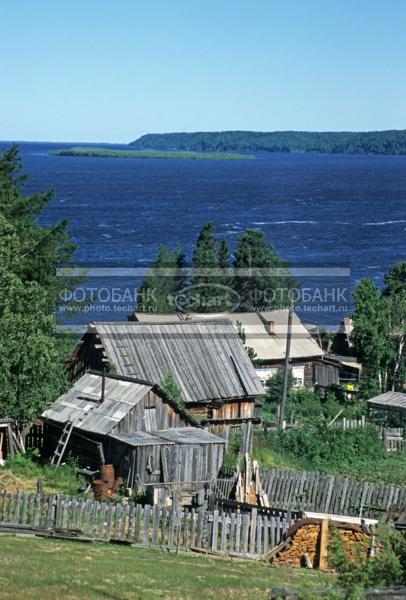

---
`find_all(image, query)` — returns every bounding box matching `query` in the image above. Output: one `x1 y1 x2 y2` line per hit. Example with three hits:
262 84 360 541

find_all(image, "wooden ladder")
51 422 74 467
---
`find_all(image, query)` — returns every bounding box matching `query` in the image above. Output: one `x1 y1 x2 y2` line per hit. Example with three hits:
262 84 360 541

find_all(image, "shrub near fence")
260 469 406 517
0 491 293 558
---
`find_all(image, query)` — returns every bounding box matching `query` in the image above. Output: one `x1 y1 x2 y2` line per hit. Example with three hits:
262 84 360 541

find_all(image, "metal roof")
90 319 264 403
367 391 406 413
42 372 152 434
131 310 324 361
109 427 225 447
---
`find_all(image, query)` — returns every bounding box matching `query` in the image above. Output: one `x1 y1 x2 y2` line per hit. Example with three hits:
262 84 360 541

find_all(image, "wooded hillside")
130 129 406 155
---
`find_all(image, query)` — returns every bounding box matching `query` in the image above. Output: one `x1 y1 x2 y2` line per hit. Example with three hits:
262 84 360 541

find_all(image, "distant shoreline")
130 129 406 156
49 147 253 161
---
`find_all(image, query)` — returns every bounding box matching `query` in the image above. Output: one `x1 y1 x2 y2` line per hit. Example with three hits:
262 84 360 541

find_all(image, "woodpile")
265 517 373 570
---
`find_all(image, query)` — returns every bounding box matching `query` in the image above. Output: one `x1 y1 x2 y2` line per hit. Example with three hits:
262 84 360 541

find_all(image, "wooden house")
129 310 335 390
67 319 264 436
42 371 225 501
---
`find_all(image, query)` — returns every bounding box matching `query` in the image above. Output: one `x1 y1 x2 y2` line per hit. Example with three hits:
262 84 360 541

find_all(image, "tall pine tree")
189 222 220 312
233 229 297 311
217 237 235 312
138 245 186 312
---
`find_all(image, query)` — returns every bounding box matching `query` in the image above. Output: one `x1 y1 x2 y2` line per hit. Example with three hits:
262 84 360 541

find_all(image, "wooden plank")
168 506 175 549
98 502 107 540
241 513 250 555
134 504 142 544
249 508 257 555
211 510 219 552
142 505 151 545
152 505 160 546
220 513 227 554
318 519 329 571
235 512 242 554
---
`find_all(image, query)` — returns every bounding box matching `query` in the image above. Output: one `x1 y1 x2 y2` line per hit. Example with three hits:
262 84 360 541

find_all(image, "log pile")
265 517 373 570
271 522 320 568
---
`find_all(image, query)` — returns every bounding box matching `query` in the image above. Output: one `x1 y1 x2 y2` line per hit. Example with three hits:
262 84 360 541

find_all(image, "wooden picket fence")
259 469 406 517
0 491 293 558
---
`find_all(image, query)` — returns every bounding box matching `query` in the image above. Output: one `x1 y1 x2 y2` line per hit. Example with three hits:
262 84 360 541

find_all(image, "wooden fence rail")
0 492 293 558
259 469 406 518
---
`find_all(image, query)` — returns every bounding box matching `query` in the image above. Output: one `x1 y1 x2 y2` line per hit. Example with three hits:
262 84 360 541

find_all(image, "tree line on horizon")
131 130 406 156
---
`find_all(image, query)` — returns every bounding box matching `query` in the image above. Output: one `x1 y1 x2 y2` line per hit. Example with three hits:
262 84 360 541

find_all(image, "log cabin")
42 371 225 503
67 319 264 437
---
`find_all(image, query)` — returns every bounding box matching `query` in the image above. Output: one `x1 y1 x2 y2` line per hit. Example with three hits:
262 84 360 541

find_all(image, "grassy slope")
0 536 333 600
252 445 406 487
0 455 79 495
49 147 253 160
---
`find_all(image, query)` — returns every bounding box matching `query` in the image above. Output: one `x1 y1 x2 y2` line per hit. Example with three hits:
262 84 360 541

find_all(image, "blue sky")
1 0 405 142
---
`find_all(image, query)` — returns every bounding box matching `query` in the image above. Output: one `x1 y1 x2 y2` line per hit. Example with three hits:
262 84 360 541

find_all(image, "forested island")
49 147 252 160
130 129 406 155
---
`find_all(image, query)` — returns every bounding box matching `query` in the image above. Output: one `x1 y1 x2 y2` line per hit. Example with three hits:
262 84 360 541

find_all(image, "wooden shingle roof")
89 319 264 404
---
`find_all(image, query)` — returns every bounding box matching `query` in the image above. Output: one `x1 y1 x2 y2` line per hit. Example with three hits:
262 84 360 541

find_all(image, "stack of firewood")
266 518 373 570
272 523 320 568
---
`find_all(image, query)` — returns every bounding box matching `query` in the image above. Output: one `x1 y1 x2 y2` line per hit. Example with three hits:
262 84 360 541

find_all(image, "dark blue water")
2 141 405 327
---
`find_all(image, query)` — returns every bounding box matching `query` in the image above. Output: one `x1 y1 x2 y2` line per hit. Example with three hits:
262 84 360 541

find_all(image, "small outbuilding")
42 371 225 502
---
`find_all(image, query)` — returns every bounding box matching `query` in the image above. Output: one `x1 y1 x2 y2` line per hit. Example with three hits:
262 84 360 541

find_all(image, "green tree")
352 269 406 395
0 215 67 424
233 229 297 311
138 245 186 312
189 222 220 312
383 261 406 390
329 523 406 599
351 279 389 396
0 144 78 310
383 260 406 296
160 369 184 407
217 238 235 313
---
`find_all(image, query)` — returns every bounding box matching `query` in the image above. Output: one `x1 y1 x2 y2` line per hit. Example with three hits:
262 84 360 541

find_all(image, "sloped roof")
43 372 152 434
367 391 406 413
109 431 174 446
89 319 264 403
131 310 324 361
110 427 224 447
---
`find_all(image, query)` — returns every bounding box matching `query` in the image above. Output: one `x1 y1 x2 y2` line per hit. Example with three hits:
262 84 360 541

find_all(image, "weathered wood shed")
67 319 264 433
42 371 225 499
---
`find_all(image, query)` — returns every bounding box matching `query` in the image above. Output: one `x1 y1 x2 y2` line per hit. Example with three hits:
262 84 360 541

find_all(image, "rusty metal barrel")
92 479 110 501
100 464 115 489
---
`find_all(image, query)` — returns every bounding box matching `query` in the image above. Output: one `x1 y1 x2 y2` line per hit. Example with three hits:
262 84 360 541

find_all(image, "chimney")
100 368 106 403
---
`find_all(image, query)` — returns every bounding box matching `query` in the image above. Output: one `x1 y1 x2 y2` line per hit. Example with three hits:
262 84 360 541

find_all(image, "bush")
329 524 406 599
261 423 386 471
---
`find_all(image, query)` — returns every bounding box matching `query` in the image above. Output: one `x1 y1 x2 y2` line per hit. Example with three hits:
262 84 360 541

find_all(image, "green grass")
49 147 253 160
0 454 80 495
253 442 406 486
0 535 334 599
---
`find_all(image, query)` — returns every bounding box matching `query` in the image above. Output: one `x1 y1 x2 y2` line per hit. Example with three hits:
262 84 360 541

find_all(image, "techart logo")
172 283 241 314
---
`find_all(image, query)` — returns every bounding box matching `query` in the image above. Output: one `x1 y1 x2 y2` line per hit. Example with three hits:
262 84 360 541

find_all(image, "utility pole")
279 301 293 429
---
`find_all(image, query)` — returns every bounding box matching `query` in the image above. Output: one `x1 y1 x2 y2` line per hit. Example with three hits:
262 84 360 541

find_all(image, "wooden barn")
67 319 264 436
129 310 334 390
42 371 225 502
